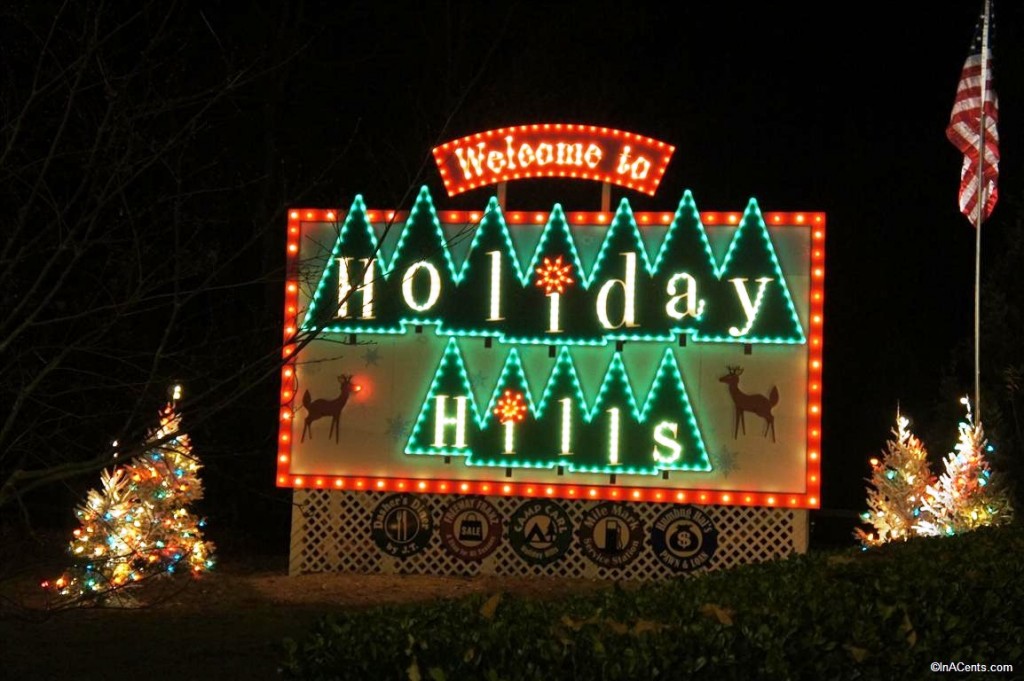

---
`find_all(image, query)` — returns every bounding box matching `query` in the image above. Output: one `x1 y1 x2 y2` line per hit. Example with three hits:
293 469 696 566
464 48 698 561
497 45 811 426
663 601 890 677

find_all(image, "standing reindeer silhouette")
301 374 361 443
719 366 779 443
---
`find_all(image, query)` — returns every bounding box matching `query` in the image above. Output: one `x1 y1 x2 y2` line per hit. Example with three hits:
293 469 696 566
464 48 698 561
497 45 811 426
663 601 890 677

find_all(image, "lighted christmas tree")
45 387 215 603
855 410 934 547
916 398 1014 537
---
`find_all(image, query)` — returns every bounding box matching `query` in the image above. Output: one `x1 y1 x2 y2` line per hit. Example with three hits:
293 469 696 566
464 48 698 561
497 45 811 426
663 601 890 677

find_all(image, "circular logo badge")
578 502 643 569
439 497 502 562
650 505 718 572
371 494 433 558
508 500 573 566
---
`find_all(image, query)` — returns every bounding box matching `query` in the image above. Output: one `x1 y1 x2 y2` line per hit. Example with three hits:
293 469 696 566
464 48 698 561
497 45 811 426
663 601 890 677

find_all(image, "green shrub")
281 522 1024 680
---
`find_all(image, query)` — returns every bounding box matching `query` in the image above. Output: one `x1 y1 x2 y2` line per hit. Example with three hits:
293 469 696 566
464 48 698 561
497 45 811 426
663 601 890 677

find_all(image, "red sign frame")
432 123 675 197
277 207 825 510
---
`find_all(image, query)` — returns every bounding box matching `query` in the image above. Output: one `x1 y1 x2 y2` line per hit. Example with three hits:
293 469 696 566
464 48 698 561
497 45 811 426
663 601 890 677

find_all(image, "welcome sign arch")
282 124 824 579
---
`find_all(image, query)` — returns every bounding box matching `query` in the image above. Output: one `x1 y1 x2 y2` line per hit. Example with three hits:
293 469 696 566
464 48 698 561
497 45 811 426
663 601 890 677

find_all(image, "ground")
0 549 613 681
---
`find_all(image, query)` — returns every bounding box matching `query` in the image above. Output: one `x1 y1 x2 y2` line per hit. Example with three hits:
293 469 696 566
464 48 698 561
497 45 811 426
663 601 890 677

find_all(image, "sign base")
289 490 807 580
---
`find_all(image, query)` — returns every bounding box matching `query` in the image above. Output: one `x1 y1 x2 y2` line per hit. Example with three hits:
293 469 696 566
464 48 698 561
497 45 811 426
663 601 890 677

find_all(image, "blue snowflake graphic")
385 414 410 443
716 448 739 478
362 347 382 367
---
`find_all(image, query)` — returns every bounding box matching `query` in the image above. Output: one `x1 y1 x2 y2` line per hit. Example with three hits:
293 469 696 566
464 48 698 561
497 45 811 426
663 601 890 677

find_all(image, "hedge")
281 522 1023 680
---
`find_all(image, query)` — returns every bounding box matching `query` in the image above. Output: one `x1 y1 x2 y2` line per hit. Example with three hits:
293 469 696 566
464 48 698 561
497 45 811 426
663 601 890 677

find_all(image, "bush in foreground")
281 522 1023 680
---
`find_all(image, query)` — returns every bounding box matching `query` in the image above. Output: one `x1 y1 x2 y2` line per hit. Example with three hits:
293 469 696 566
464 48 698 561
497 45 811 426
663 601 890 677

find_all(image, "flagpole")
974 0 990 422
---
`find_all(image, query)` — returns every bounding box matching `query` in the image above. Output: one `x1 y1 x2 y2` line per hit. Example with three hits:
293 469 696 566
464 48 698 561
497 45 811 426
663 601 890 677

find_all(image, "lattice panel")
290 490 807 580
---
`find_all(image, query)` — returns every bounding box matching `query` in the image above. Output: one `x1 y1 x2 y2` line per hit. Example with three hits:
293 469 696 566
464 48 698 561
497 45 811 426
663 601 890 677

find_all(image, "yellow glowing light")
597 253 638 329
433 395 468 448
503 420 515 454
607 407 621 465
487 251 504 321
337 257 376 319
560 397 573 455
728 277 772 336
547 291 562 333
401 261 442 311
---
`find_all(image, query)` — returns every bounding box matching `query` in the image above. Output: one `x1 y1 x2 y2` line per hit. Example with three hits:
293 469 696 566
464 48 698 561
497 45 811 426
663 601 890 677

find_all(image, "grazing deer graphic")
301 374 361 443
719 366 779 443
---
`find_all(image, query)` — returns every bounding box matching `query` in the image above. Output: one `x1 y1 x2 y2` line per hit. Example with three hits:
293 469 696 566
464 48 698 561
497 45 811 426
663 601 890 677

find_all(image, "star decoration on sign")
362 347 381 367
494 390 528 424
534 255 575 295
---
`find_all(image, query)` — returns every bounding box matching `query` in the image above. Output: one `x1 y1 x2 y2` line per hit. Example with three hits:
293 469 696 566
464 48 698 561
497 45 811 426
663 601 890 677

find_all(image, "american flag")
946 2 999 225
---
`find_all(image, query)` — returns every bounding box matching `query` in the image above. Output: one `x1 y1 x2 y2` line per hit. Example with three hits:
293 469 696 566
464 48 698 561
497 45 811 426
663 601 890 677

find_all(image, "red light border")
279 209 825 509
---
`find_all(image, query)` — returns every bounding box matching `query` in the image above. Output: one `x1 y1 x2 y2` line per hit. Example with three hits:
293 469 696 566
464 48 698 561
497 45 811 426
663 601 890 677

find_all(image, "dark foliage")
281 521 1024 680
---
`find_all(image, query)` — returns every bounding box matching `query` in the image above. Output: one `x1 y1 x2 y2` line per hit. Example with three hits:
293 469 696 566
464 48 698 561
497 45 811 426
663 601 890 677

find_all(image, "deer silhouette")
719 366 779 443
301 374 361 443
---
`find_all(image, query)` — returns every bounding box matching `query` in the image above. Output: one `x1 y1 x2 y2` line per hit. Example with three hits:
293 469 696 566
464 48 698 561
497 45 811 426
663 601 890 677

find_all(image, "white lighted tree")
916 398 1014 537
45 391 215 603
855 410 935 547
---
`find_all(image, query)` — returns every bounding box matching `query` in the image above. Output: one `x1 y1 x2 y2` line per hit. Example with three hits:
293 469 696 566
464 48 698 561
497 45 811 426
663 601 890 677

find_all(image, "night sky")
244 1 1024 516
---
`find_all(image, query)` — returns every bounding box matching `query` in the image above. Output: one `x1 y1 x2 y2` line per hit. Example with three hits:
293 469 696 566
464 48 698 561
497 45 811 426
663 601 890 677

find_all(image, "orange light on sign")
535 255 575 295
494 390 528 423
432 123 675 197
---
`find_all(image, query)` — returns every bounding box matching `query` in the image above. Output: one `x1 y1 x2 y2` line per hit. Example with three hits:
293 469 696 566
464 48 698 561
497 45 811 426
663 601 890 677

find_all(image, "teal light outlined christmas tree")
639 349 712 472
377 186 458 330
569 353 645 473
648 190 717 339
585 199 657 342
405 338 482 457
696 198 804 344
445 197 526 337
532 347 589 461
511 204 590 342
467 348 540 467
303 195 391 333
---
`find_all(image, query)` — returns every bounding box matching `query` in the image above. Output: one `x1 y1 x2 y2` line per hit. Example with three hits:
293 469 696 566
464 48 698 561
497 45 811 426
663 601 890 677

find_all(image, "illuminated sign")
279 187 825 509
432 124 675 197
